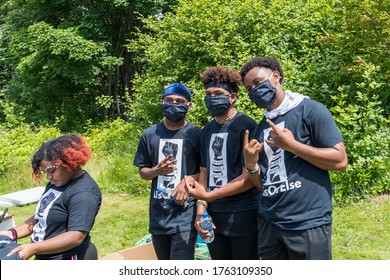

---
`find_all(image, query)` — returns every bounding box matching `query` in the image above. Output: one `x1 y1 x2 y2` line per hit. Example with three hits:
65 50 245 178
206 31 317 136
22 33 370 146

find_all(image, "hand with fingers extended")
7 243 36 260
243 130 263 170
155 155 177 176
265 119 296 152
162 141 178 159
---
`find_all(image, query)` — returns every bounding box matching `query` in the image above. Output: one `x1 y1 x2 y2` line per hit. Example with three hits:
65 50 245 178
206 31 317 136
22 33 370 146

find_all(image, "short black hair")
240 56 284 84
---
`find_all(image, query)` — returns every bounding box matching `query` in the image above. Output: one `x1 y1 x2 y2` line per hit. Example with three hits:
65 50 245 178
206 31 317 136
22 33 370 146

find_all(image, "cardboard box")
100 242 157 260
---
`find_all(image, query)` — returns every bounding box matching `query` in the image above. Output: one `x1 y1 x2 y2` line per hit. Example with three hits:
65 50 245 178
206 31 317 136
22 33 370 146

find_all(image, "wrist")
153 165 161 177
8 228 18 241
196 200 208 208
196 202 207 214
244 161 257 170
245 164 260 174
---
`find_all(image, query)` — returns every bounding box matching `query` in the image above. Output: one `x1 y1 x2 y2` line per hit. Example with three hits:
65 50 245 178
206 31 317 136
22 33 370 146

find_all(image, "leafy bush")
330 62 390 205
86 118 150 195
0 123 60 193
0 119 150 196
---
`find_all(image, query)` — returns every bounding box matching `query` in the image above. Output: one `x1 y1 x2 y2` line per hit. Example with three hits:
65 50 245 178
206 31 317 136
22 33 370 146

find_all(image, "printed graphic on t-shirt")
156 139 183 200
31 188 62 242
262 121 302 197
208 132 228 191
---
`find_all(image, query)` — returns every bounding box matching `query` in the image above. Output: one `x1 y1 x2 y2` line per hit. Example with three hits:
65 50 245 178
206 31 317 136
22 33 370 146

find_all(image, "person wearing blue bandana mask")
185 66 260 260
134 82 201 260
162 83 192 122
240 56 348 260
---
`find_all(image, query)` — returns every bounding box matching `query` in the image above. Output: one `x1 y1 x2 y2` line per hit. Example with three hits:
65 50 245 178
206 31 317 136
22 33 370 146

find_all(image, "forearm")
139 166 159 180
11 216 37 239
248 171 263 191
203 171 255 202
288 141 348 171
32 231 87 255
185 173 200 182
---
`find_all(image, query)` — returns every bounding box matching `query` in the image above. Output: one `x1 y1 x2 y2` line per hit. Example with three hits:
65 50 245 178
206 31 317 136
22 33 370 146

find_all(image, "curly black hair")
200 66 242 93
240 56 284 84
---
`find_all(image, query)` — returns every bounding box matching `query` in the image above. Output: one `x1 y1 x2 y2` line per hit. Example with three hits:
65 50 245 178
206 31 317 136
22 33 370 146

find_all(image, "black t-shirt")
133 121 200 234
200 112 260 212
31 172 102 260
252 98 343 230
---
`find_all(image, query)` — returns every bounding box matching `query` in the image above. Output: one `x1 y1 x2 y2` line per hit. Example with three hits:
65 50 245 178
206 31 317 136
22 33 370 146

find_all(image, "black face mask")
249 79 277 108
162 103 188 122
204 95 231 117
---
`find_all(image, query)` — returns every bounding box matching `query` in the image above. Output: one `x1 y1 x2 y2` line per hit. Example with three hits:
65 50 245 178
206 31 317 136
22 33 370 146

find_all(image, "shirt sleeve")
306 102 343 148
67 190 101 232
133 132 153 168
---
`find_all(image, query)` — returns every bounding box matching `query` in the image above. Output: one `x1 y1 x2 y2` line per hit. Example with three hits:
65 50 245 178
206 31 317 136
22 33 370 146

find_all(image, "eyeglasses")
162 98 188 105
42 165 58 174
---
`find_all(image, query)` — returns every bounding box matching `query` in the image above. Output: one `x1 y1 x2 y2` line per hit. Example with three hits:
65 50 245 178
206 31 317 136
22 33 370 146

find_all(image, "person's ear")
187 102 192 109
272 71 281 85
230 93 238 104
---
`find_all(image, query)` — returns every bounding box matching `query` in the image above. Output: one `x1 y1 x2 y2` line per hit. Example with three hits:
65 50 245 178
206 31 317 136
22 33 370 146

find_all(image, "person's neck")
163 119 187 130
215 107 237 124
71 167 85 181
267 89 285 112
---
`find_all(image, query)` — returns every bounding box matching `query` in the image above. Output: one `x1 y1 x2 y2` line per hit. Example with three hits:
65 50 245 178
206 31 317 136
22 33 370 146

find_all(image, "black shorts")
152 230 197 260
258 216 332 260
207 210 258 260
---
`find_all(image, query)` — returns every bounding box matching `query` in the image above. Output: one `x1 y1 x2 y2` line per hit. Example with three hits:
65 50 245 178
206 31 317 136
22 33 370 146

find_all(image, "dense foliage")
0 0 389 205
0 0 177 130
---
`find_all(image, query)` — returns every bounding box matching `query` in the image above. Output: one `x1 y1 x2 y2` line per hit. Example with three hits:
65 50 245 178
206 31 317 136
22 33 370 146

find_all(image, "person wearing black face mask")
240 56 348 260
185 66 259 260
133 83 201 260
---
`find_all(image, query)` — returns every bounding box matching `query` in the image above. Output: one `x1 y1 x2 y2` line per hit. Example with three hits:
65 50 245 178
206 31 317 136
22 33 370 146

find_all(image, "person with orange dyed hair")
0 134 102 260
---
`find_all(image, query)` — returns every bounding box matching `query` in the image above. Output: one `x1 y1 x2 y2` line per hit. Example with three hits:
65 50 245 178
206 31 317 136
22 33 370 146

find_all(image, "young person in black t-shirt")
186 66 259 260
240 56 348 260
0 134 102 260
133 83 200 260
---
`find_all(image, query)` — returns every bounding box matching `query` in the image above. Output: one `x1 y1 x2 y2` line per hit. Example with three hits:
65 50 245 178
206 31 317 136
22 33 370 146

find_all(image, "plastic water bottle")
200 211 214 243
158 187 178 210
164 195 178 210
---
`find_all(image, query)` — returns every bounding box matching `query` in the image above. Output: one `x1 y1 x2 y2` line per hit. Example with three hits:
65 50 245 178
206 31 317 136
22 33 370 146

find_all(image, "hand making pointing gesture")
265 119 296 152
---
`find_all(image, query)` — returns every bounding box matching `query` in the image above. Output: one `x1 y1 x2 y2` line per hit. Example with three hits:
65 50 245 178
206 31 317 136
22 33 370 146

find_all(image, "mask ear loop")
229 92 238 104
269 71 280 90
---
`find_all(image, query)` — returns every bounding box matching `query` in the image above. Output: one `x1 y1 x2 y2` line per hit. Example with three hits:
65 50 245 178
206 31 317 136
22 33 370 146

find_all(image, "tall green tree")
0 0 177 130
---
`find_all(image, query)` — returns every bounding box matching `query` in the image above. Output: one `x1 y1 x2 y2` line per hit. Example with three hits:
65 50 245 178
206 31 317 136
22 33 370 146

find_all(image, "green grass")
5 193 390 259
332 195 390 259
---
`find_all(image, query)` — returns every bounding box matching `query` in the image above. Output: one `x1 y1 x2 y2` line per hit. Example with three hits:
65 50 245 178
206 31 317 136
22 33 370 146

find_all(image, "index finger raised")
243 130 249 147
266 119 280 131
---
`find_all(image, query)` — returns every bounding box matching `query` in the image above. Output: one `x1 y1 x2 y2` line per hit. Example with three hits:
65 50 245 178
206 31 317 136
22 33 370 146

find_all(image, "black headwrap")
205 81 237 94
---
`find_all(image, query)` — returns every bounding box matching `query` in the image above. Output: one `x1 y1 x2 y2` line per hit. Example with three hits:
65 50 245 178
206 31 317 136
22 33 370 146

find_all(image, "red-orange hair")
32 134 91 182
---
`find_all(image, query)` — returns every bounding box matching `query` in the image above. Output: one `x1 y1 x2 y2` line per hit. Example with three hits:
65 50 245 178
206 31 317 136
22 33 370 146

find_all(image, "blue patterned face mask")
162 103 188 122
249 73 277 108
204 95 231 117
